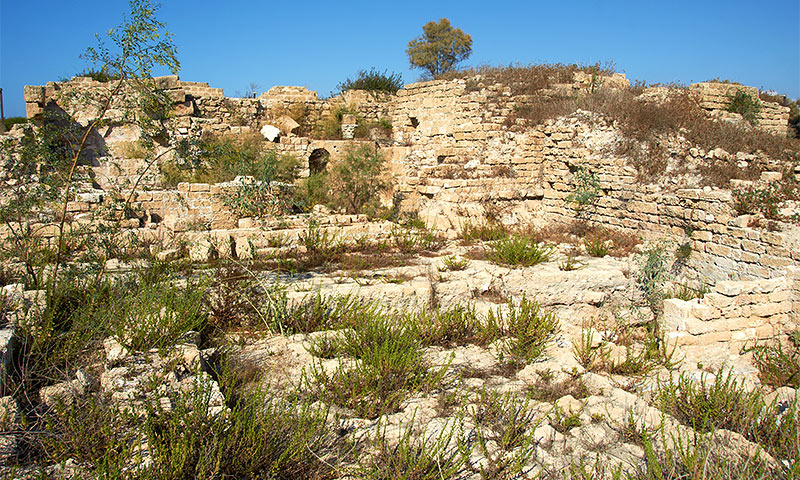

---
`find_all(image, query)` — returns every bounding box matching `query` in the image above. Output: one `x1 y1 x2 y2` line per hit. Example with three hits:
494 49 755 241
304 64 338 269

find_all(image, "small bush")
3 116 28 131
459 220 508 245
488 235 554 267
327 145 389 215
109 277 207 351
162 132 300 188
527 371 588 402
638 242 670 313
305 315 448 419
358 421 467 480
391 223 443 253
744 332 800 388
469 390 542 478
657 370 763 435
656 369 799 465
732 184 784 220
550 405 582 433
566 167 601 213
727 89 762 125
664 282 709 301
674 241 692 262
337 67 404 94
558 247 582 271
141 375 342 479
298 219 344 268
490 296 559 363
439 255 470 271
414 303 489 347
583 232 611 258
74 68 120 82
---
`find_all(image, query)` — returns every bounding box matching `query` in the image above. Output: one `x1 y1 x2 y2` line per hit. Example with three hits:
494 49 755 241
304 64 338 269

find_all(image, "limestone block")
760 171 782 182
25 102 43 118
171 100 195 117
154 75 180 90
260 124 281 141
189 236 217 263
167 89 186 103
23 85 44 104
714 281 747 297
691 303 720 321
662 298 694 331
751 301 791 318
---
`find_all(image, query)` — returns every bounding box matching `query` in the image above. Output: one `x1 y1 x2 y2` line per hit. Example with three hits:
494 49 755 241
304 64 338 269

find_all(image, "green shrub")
732 185 783 220
108 277 207 351
469 390 542 478
140 374 342 479
675 241 693 262
744 331 800 388
390 223 443 253
656 369 799 465
305 315 448 419
337 68 404 94
439 254 470 271
414 303 484 347
488 235 554 267
583 232 611 257
162 132 299 187
491 296 559 363
3 116 28 131
74 68 121 82
294 171 330 211
566 167 601 213
630 435 782 480
459 220 508 245
638 242 670 313
664 282 709 301
727 89 762 125
358 421 467 480
328 145 389 215
299 219 344 268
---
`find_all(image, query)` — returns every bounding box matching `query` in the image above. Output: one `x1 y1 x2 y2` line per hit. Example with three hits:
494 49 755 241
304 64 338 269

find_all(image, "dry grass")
446 64 799 181
437 62 615 96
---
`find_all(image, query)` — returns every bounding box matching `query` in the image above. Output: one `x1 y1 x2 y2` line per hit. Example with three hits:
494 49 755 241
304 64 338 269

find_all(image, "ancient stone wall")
663 276 796 352
387 80 799 285
16 73 798 287
689 82 790 135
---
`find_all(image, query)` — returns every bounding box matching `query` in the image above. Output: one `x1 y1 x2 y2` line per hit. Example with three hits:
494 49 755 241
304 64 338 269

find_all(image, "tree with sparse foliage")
406 18 472 78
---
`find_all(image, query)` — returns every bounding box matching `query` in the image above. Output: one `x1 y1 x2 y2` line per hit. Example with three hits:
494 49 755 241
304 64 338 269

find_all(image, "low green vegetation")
338 67 404 94
162 132 300 187
655 369 799 467
727 89 762 125
488 234 554 267
3 116 28 131
744 331 800 388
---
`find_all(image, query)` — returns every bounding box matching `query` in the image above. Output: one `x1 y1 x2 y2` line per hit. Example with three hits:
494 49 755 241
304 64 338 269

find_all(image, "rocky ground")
0 236 798 479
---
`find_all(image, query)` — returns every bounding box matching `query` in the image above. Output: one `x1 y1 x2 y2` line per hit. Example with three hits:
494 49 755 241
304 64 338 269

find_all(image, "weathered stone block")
154 75 180 90
23 85 44 104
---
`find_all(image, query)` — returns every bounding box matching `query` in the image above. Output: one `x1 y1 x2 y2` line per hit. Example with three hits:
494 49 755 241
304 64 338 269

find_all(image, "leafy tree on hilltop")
406 18 472 78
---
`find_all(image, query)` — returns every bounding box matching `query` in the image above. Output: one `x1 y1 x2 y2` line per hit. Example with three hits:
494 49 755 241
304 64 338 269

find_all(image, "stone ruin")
1 67 799 476
12 71 798 352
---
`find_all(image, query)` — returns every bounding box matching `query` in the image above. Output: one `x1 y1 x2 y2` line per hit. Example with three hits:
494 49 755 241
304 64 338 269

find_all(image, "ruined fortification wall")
17 74 798 287
387 80 799 285
663 272 799 352
689 82 791 135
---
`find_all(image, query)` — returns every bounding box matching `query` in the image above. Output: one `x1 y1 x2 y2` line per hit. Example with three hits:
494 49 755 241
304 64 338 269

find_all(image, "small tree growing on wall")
406 18 472 78
0 0 180 290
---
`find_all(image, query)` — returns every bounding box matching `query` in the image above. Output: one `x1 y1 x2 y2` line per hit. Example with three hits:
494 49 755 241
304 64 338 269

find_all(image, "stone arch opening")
309 148 330 175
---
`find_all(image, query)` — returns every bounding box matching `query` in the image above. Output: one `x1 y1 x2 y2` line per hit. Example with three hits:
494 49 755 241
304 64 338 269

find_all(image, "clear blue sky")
1 0 798 118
